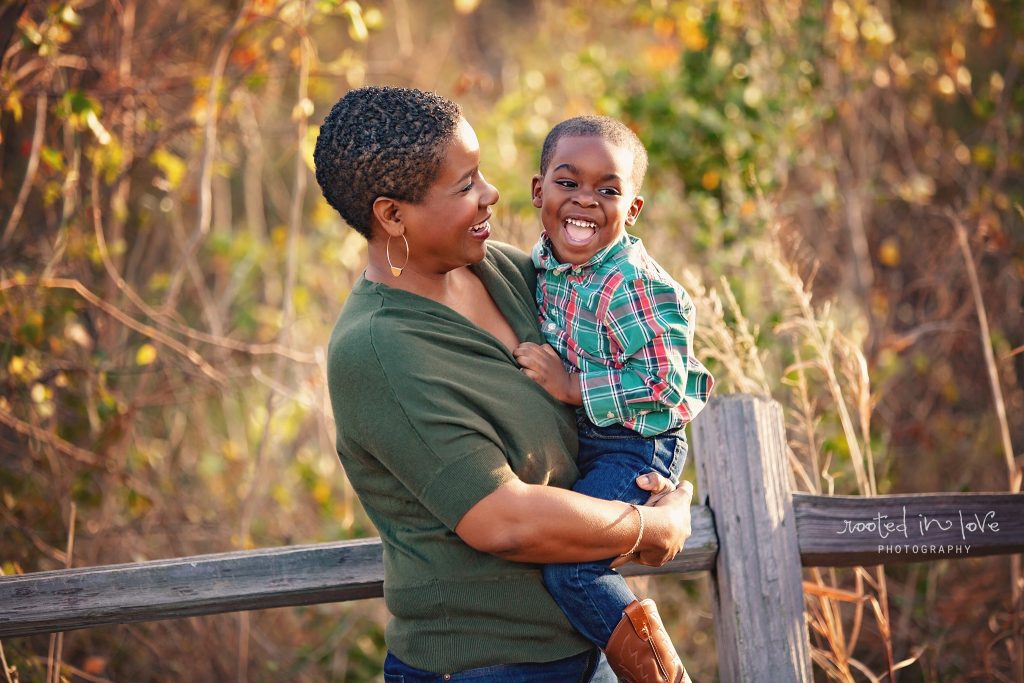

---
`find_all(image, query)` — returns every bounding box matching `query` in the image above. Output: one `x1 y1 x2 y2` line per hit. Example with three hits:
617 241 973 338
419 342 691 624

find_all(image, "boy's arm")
579 277 713 427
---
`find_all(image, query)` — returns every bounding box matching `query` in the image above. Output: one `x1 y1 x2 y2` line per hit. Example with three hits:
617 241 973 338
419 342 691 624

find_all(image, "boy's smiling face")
532 135 644 265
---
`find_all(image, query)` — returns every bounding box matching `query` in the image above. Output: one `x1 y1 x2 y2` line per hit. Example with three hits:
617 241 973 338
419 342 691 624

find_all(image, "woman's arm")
455 477 693 566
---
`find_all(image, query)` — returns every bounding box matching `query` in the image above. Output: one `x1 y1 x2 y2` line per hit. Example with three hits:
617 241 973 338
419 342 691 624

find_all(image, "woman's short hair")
539 115 648 191
314 86 462 238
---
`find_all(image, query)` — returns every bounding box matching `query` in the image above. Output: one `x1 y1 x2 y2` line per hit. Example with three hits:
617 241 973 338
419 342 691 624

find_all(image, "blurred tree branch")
0 1 27 60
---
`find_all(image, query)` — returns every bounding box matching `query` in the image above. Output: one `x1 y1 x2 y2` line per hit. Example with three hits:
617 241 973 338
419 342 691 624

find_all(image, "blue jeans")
382 648 616 682
542 414 688 648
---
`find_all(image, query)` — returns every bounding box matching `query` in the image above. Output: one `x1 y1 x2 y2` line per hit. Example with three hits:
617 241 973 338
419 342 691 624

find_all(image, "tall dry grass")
643 195 1021 680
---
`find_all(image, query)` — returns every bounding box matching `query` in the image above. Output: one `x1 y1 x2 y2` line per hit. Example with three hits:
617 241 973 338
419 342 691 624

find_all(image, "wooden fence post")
692 394 813 682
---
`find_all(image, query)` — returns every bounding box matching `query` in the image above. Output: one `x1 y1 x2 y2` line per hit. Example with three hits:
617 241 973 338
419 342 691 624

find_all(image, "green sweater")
327 241 590 673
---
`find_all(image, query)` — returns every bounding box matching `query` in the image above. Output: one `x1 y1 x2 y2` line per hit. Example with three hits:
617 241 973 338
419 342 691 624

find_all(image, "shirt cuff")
579 367 628 426
581 366 673 426
620 366 676 410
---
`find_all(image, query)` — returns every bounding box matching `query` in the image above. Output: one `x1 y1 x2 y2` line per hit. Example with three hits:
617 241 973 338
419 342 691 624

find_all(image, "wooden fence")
2 395 1022 680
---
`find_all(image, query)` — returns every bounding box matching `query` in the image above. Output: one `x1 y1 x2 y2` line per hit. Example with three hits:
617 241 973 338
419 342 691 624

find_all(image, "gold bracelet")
625 503 644 556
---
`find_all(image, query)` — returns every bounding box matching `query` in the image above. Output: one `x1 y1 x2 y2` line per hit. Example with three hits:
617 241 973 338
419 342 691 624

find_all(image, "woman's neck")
365 242 467 305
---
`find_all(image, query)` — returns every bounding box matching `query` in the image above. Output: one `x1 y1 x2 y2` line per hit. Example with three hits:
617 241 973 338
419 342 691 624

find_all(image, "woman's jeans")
542 414 688 648
382 648 616 682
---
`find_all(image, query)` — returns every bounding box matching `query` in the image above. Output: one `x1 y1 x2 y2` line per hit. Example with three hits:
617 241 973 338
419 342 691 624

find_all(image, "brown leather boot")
604 599 692 683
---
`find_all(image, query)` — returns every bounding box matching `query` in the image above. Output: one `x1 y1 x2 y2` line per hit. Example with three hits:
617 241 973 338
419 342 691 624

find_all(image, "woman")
314 86 694 682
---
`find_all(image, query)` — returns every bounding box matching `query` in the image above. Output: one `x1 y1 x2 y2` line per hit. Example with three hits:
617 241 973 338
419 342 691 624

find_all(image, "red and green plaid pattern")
532 232 714 437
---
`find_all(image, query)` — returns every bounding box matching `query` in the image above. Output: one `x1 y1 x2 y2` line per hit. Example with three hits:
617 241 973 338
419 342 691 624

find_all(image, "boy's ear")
371 196 405 238
625 195 644 226
530 175 544 209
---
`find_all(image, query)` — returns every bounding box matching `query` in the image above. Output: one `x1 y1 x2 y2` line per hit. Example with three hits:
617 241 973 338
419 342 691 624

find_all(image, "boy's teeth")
563 217 597 243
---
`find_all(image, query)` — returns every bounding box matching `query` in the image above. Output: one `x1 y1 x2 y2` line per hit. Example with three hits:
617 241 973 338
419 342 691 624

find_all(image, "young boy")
514 116 714 683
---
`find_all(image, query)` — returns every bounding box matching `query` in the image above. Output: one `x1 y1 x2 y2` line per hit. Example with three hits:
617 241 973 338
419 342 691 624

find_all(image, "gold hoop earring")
386 233 410 277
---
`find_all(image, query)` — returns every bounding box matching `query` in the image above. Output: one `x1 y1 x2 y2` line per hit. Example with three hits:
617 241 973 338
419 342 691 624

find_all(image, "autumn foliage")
1 1 1022 680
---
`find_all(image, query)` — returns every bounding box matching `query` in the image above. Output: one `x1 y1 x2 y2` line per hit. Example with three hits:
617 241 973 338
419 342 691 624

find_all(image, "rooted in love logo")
835 506 1001 555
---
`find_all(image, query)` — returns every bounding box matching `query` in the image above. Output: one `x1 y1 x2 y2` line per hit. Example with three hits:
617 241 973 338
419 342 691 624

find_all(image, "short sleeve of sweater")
328 308 518 531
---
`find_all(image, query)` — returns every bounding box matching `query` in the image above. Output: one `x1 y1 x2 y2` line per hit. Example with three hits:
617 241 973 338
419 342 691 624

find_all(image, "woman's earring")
386 233 410 277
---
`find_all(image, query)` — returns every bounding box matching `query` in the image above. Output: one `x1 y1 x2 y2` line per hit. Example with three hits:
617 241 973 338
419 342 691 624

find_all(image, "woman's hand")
513 342 582 406
611 480 694 569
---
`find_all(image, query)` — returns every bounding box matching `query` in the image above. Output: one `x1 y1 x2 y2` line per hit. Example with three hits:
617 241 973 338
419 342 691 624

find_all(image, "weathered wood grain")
795 492 1024 566
0 538 383 638
3 492 1019 643
693 395 814 682
0 507 717 638
4 387 1021 653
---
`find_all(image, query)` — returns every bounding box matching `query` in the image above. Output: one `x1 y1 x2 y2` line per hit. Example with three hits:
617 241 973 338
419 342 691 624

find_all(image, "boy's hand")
513 342 583 406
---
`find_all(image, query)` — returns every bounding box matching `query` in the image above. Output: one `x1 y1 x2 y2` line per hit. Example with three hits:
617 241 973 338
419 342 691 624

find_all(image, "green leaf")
61 89 100 116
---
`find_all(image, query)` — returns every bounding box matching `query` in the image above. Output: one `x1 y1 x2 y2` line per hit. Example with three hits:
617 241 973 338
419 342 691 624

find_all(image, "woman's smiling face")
531 135 644 265
398 117 499 273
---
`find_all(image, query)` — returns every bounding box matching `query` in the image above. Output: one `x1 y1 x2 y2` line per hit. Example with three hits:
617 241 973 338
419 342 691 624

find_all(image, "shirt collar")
532 231 631 274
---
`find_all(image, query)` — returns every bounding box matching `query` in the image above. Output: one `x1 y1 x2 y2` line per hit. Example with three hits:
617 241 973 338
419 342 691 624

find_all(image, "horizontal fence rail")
794 492 1024 566
2 493 1021 639
0 509 718 639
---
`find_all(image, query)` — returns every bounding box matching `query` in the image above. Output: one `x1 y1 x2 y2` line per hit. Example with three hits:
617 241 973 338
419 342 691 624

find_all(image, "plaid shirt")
532 232 714 437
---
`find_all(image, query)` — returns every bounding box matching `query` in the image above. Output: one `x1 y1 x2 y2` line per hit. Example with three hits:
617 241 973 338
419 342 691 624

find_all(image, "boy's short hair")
314 86 462 238
539 116 648 191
